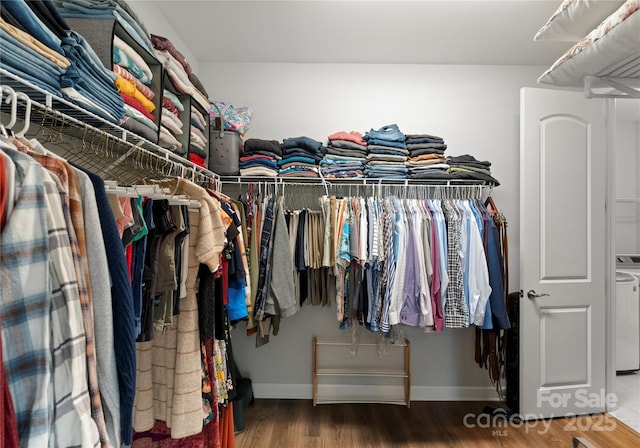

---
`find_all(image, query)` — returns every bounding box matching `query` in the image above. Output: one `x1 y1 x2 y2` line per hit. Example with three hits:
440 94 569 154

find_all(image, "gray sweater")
75 169 121 448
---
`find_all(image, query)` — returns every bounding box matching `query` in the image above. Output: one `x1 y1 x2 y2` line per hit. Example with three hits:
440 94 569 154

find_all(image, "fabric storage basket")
208 115 243 175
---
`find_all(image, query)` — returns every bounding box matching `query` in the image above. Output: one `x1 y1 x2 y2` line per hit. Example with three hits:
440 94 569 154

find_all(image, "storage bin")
65 18 163 135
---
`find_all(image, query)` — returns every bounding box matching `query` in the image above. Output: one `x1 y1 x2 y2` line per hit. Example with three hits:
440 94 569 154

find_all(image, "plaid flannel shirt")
16 140 109 447
41 168 100 447
443 200 469 328
1 149 53 447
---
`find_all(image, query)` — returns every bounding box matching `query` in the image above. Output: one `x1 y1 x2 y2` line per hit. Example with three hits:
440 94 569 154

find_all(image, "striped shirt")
375 200 389 328
380 199 397 333
365 198 379 330
254 197 275 322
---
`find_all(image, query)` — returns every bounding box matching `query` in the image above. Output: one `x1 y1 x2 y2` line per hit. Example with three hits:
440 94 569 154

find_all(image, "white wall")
615 103 640 254
128 0 200 75
200 63 547 400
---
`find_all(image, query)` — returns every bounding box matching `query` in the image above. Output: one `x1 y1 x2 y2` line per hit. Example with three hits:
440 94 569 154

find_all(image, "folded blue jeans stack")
3 0 125 123
60 30 125 122
363 124 408 179
0 29 64 95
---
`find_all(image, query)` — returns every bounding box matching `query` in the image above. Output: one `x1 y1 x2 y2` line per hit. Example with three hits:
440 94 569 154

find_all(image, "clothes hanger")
0 87 8 138
484 195 499 214
0 88 15 148
16 92 31 138
1 86 18 132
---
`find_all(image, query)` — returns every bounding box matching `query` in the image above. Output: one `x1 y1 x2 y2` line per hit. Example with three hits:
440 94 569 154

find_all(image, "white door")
520 88 607 418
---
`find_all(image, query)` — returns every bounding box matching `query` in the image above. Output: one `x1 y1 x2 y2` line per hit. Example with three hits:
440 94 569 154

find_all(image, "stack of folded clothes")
151 33 209 113
240 139 282 177
446 154 500 185
151 33 209 111
54 0 156 56
112 35 158 141
2 1 125 124
363 124 408 179
158 89 184 154
189 106 209 167
320 131 367 178
405 133 451 180
0 15 69 97
278 136 325 178
113 62 157 142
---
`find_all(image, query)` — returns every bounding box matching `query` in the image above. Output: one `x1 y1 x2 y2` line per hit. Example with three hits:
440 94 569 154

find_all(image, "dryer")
615 272 639 371
615 255 640 371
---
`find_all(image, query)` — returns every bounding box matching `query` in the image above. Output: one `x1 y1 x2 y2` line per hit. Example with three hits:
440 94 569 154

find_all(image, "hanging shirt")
460 200 492 326
42 167 102 447
359 197 368 264
321 196 332 268
380 199 397 333
389 198 408 327
412 200 434 328
400 201 421 327
457 201 471 323
365 197 380 331
349 198 359 260
20 140 110 446
1 149 53 448
442 200 469 328
254 197 275 322
483 207 511 330
428 200 449 313
75 168 121 447
76 166 137 445
287 210 301 300
424 201 445 332
367 196 379 265
335 199 350 322
469 200 494 329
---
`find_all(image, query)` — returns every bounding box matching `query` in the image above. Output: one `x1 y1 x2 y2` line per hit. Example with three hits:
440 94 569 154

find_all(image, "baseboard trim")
251 383 500 401
411 386 501 401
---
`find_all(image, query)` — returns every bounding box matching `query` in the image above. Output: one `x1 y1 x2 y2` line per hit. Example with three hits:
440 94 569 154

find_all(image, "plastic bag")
377 333 390 358
349 324 361 356
377 326 405 358
209 101 253 137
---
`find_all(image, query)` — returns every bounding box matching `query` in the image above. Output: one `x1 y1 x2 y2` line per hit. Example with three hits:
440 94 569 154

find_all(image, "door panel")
541 116 590 280
520 88 606 418
540 306 590 387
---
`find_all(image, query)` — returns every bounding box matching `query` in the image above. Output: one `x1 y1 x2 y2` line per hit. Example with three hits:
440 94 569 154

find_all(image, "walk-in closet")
1 1 640 447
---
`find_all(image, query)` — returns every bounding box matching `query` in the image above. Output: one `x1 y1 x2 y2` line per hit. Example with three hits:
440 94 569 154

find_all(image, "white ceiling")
152 0 572 65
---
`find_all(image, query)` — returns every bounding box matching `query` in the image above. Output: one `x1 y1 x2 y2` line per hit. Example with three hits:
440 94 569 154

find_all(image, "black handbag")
208 105 243 175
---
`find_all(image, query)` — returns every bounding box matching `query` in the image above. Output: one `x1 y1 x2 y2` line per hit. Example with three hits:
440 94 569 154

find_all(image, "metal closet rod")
103 181 201 208
219 175 494 187
0 74 219 186
219 176 493 200
219 175 495 192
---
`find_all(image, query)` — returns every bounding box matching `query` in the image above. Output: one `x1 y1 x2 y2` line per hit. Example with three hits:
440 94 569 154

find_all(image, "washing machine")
615 255 640 371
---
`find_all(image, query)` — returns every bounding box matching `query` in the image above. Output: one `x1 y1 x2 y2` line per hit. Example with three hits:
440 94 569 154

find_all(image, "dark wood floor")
234 399 640 447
